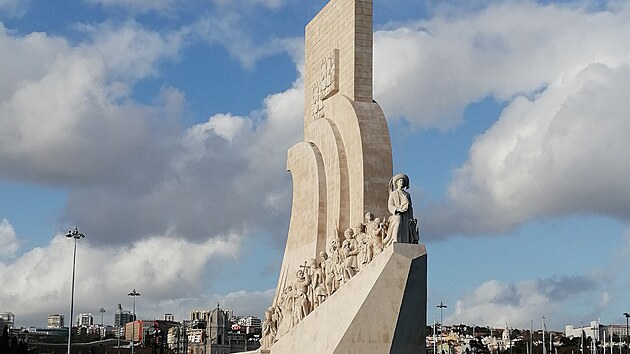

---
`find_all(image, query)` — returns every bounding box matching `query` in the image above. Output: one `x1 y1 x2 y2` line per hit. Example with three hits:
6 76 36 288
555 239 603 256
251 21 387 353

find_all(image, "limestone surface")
251 244 427 354
254 0 428 352
274 0 393 310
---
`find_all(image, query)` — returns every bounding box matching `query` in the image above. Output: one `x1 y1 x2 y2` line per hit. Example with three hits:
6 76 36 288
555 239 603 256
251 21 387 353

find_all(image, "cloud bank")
0 219 19 260
447 275 598 329
372 2 630 238
2 0 630 329
0 15 301 325
0 220 246 326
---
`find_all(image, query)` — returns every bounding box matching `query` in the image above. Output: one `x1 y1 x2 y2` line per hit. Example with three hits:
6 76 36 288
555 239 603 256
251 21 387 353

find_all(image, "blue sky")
0 0 629 331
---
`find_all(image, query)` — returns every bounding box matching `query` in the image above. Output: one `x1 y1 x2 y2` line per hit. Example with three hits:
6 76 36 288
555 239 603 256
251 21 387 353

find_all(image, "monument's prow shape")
276 0 393 307
270 244 427 354
250 0 428 353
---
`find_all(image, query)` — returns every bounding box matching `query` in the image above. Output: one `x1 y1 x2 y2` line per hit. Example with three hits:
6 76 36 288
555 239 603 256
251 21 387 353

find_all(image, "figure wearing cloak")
385 173 419 245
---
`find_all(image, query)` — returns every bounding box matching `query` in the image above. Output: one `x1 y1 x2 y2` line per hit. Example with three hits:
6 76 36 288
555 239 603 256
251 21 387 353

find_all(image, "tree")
17 340 28 354
0 325 9 353
10 336 18 354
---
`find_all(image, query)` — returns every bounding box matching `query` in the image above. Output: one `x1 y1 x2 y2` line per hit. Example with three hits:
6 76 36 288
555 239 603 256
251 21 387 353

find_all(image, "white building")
606 325 629 340
0 312 15 330
187 328 204 343
47 314 65 328
237 316 262 333
76 313 94 327
565 321 605 341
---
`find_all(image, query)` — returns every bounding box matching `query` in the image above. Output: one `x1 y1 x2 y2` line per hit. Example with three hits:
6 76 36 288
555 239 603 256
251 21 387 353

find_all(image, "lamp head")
66 227 85 239
128 289 141 296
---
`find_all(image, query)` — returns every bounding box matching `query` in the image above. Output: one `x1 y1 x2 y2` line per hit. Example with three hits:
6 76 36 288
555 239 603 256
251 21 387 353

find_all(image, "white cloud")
425 62 630 237
211 0 288 10
85 0 290 16
60 68 303 246
0 219 19 260
0 22 184 186
77 22 183 79
0 18 303 248
0 0 29 17
447 275 596 329
84 0 183 13
370 2 630 237
189 14 302 69
0 232 240 326
374 1 630 131
189 113 252 142
150 289 275 322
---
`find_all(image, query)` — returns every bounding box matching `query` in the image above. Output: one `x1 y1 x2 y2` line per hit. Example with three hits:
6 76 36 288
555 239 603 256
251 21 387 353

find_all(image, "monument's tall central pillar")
275 0 393 303
256 2 427 353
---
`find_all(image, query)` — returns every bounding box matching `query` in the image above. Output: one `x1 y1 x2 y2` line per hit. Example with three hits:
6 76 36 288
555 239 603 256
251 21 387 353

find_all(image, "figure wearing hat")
384 173 419 246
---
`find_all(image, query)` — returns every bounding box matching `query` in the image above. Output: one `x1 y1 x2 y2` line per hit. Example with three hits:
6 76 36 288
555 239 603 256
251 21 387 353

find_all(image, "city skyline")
0 0 629 330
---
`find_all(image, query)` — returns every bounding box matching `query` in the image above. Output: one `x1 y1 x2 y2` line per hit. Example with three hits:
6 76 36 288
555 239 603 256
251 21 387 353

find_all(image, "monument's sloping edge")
390 247 428 354
261 243 427 354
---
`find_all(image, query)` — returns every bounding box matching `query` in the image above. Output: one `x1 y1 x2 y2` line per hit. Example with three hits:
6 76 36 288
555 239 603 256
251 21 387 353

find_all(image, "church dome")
209 306 229 327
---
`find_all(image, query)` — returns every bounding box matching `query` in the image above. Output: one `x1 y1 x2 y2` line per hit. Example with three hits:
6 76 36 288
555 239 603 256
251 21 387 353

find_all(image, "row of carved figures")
260 173 419 349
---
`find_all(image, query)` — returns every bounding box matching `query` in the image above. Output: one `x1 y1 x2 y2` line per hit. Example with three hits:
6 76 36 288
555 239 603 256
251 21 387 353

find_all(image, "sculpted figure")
384 173 419 246
330 237 345 289
293 269 312 321
364 212 374 225
276 285 295 337
307 258 327 309
355 223 370 269
321 250 336 296
371 217 384 255
341 228 359 282
260 307 277 349
272 303 281 334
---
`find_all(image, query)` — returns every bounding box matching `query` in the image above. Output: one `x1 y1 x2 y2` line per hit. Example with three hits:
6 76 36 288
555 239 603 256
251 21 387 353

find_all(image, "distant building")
125 320 152 343
125 320 179 345
47 314 65 328
190 310 211 322
168 324 189 354
188 328 205 344
607 324 629 338
100 325 114 338
0 312 15 331
187 304 260 354
565 321 605 341
76 313 93 327
12 327 69 343
236 316 262 334
114 311 135 325
114 310 135 337
165 313 174 322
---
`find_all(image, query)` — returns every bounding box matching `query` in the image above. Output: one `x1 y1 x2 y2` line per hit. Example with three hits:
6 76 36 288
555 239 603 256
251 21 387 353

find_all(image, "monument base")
245 243 427 354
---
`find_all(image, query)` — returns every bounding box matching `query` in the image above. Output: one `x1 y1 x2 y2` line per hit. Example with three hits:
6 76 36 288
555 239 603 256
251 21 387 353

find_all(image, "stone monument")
249 0 428 353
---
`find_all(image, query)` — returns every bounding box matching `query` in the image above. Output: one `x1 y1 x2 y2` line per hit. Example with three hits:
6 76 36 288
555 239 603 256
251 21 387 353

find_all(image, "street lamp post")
623 313 630 354
100 308 105 339
580 321 585 354
66 227 85 354
100 308 105 326
437 301 447 352
128 289 141 354
117 303 122 354
437 302 447 334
